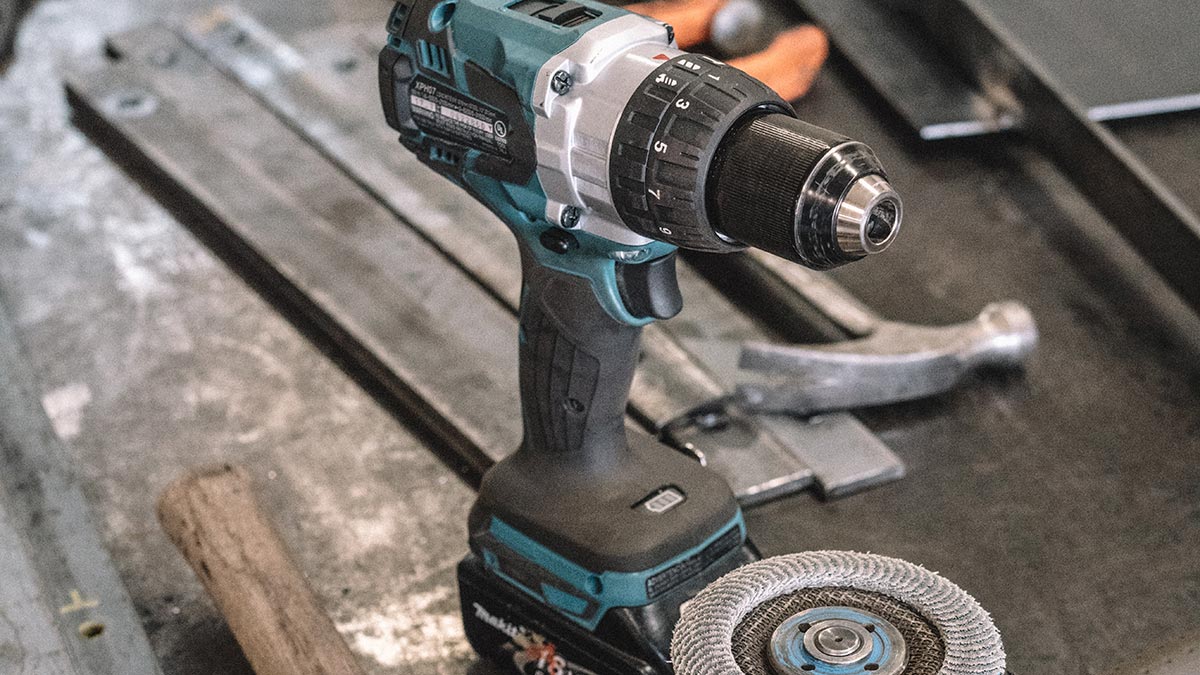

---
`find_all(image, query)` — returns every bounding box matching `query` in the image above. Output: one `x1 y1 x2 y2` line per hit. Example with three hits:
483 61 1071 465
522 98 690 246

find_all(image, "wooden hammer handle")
157 464 365 675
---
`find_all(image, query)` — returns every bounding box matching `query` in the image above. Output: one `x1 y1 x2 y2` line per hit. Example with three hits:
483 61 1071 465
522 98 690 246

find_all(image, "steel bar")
795 0 1015 140
0 301 163 675
177 7 908 500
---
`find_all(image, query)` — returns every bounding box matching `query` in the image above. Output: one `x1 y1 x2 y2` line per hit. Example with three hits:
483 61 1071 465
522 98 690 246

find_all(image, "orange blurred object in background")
625 0 829 101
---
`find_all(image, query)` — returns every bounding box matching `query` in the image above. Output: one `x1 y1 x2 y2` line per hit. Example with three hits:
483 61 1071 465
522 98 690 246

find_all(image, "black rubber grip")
516 250 641 461
467 250 742 576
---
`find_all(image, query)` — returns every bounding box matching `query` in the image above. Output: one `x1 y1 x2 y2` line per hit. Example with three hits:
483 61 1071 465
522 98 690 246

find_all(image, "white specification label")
408 76 510 157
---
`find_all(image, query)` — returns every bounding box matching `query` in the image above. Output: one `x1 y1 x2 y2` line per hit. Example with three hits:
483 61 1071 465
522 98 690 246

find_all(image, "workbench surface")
2 1 1198 674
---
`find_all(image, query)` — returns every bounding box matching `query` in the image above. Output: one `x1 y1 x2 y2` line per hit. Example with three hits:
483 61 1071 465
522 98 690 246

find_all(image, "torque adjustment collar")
609 54 789 252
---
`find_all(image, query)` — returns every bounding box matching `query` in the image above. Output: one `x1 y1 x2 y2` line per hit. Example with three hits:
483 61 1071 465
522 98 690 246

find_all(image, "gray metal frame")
0 301 163 675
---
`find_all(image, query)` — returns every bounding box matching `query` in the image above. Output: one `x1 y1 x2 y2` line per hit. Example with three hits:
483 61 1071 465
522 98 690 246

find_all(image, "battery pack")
458 544 756 675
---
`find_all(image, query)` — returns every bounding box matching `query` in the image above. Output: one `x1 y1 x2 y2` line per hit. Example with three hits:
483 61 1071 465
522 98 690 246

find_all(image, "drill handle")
517 248 640 465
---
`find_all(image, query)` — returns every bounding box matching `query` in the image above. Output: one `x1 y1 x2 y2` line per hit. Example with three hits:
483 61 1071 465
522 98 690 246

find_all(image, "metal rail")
0 301 163 675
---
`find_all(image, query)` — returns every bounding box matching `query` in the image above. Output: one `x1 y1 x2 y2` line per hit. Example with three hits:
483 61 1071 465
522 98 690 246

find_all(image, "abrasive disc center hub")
802 619 873 664
768 606 908 675
812 622 866 658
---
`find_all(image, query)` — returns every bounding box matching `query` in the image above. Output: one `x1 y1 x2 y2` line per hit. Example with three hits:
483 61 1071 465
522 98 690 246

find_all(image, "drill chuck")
710 113 902 267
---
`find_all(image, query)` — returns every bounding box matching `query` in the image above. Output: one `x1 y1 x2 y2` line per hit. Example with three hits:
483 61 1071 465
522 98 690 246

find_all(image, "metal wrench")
687 250 1038 415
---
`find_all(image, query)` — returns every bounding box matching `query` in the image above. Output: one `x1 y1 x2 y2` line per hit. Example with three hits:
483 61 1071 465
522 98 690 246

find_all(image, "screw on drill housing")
551 70 573 94
560 206 582 229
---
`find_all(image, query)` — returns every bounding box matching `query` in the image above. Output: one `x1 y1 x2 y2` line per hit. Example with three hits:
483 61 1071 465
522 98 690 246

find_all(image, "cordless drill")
379 1 902 672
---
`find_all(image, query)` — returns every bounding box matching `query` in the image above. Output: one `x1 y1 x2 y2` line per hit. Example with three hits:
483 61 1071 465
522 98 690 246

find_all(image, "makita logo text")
473 602 523 639
471 603 598 675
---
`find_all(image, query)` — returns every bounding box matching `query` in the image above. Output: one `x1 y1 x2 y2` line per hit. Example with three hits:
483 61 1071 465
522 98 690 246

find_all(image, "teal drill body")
380 0 748 650
379 0 902 669
381 0 676 325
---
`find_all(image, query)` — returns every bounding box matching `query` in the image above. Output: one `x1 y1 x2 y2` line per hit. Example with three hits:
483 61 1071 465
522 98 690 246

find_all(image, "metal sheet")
0 302 163 675
906 0 1200 322
974 0 1200 121
800 0 1200 138
800 0 1200 322
795 0 1016 140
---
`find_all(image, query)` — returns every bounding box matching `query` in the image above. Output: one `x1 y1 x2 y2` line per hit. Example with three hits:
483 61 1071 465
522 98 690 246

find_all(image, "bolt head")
560 206 581 228
551 70 573 94
814 625 863 657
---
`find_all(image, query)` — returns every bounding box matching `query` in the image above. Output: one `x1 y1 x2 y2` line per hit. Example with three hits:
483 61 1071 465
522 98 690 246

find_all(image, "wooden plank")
157 465 365 675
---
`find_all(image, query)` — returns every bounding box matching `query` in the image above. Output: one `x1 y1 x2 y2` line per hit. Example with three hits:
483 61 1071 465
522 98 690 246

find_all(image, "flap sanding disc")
671 551 1006 675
